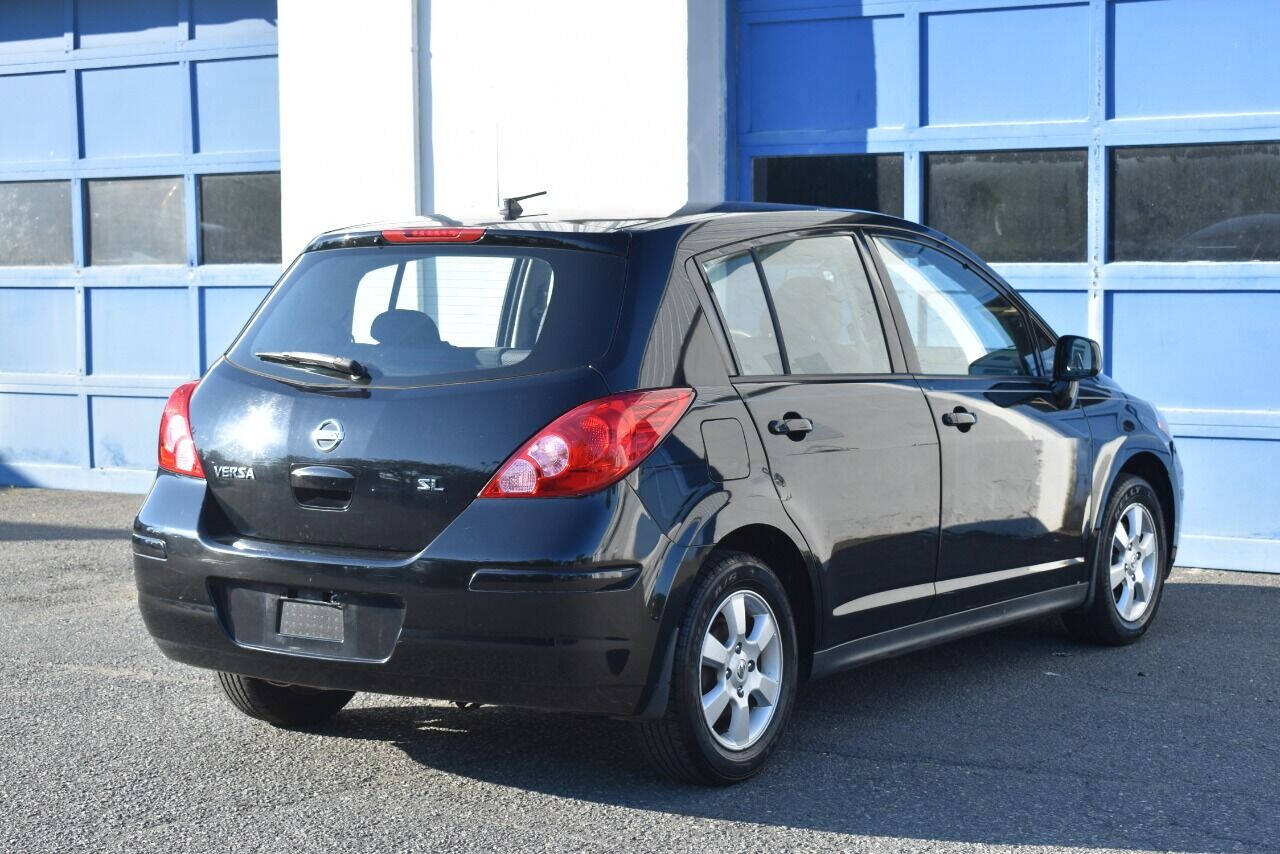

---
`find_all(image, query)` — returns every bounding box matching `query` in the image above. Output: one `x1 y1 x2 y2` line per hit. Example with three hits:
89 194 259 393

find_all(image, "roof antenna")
500 191 547 221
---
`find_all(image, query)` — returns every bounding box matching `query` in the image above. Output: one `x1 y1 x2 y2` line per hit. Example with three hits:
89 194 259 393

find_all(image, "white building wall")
427 0 724 218
278 1 725 251
277 0 423 257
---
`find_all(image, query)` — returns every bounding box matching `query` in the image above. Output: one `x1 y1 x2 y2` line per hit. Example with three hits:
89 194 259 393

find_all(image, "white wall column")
277 0 424 257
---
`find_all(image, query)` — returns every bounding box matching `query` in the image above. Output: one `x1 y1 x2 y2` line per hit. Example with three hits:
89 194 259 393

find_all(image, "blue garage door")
0 0 279 493
733 0 1280 572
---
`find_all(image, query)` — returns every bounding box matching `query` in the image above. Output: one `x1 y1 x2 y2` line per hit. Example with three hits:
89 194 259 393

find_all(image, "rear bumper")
134 473 698 717
136 588 650 715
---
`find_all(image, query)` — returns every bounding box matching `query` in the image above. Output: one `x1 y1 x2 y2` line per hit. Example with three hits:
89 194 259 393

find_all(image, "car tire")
637 550 798 785
1063 474 1169 645
216 672 355 727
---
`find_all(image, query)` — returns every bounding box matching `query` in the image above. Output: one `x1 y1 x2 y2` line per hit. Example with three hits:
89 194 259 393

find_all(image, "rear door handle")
941 408 977 429
769 416 814 437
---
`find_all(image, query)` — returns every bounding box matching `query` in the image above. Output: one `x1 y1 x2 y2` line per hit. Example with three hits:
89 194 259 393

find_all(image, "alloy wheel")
698 589 784 751
1110 502 1159 623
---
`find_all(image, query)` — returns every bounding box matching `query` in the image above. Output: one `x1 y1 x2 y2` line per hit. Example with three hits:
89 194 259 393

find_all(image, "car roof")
303 203 939 254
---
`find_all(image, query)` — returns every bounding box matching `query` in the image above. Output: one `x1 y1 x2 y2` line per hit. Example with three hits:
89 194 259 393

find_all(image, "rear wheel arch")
709 524 817 679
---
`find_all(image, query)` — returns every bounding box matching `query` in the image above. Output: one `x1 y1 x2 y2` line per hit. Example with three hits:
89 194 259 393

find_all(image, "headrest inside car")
370 309 442 346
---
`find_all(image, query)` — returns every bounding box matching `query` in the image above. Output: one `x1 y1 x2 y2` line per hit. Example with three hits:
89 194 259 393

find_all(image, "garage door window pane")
0 181 73 265
200 172 281 264
1109 142 1280 261
925 149 1087 263
87 177 185 265
703 253 783 376
753 154 904 217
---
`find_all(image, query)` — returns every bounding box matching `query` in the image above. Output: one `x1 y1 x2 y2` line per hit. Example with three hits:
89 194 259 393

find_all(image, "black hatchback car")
134 205 1182 784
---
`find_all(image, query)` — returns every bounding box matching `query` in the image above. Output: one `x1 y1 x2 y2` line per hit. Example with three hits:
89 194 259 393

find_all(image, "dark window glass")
1033 323 1057 378
925 149 1087 263
200 172 282 264
348 255 548 349
756 236 890 375
87 177 185 265
753 154 904 217
703 253 782 376
229 246 624 389
0 181 73 265
1109 142 1280 261
872 236 1035 376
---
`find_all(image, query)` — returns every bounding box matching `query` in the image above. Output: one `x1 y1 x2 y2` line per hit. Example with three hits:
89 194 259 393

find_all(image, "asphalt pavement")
1 486 1276 853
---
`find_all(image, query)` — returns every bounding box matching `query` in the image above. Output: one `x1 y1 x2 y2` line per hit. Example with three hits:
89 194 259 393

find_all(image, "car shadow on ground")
319 579 1279 853
0 519 134 542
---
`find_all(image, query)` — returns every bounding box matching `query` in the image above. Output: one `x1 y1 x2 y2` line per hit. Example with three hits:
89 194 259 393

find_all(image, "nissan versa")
133 205 1182 784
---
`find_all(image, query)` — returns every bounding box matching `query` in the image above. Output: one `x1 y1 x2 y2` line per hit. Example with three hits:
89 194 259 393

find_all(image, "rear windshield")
227 246 625 388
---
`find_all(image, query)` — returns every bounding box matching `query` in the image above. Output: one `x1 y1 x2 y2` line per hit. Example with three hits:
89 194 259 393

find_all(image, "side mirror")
1053 335 1101 381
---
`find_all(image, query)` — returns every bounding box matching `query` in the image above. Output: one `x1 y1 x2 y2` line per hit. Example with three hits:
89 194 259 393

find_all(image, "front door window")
871 236 1036 376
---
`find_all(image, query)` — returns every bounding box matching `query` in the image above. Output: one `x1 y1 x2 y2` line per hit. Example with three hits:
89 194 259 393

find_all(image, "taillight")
479 388 695 498
381 227 485 243
158 381 205 479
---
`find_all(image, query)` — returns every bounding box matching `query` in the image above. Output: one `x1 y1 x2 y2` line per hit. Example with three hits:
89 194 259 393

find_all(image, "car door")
863 231 1093 616
696 233 941 646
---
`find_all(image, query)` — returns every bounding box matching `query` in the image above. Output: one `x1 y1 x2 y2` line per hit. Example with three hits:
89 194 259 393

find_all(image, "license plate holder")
278 598 345 643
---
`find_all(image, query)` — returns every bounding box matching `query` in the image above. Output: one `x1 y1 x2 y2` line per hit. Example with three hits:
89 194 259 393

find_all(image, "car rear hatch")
190 231 627 552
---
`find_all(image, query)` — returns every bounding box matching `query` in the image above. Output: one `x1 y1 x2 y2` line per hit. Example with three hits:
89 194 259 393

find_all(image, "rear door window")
702 253 783 375
228 246 623 387
701 235 893 377
756 236 891 375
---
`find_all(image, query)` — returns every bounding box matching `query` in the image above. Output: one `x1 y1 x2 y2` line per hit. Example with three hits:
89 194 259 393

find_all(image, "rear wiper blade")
255 351 369 381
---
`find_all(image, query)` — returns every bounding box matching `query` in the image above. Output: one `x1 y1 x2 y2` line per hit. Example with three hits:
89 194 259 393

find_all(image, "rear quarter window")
227 246 624 388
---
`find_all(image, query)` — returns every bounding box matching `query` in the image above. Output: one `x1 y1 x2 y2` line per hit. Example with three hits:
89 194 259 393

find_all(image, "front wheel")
216 672 355 727
1063 474 1169 645
637 550 798 785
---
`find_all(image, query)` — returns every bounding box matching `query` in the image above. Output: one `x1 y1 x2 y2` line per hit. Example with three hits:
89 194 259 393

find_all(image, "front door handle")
941 407 977 430
769 415 814 437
